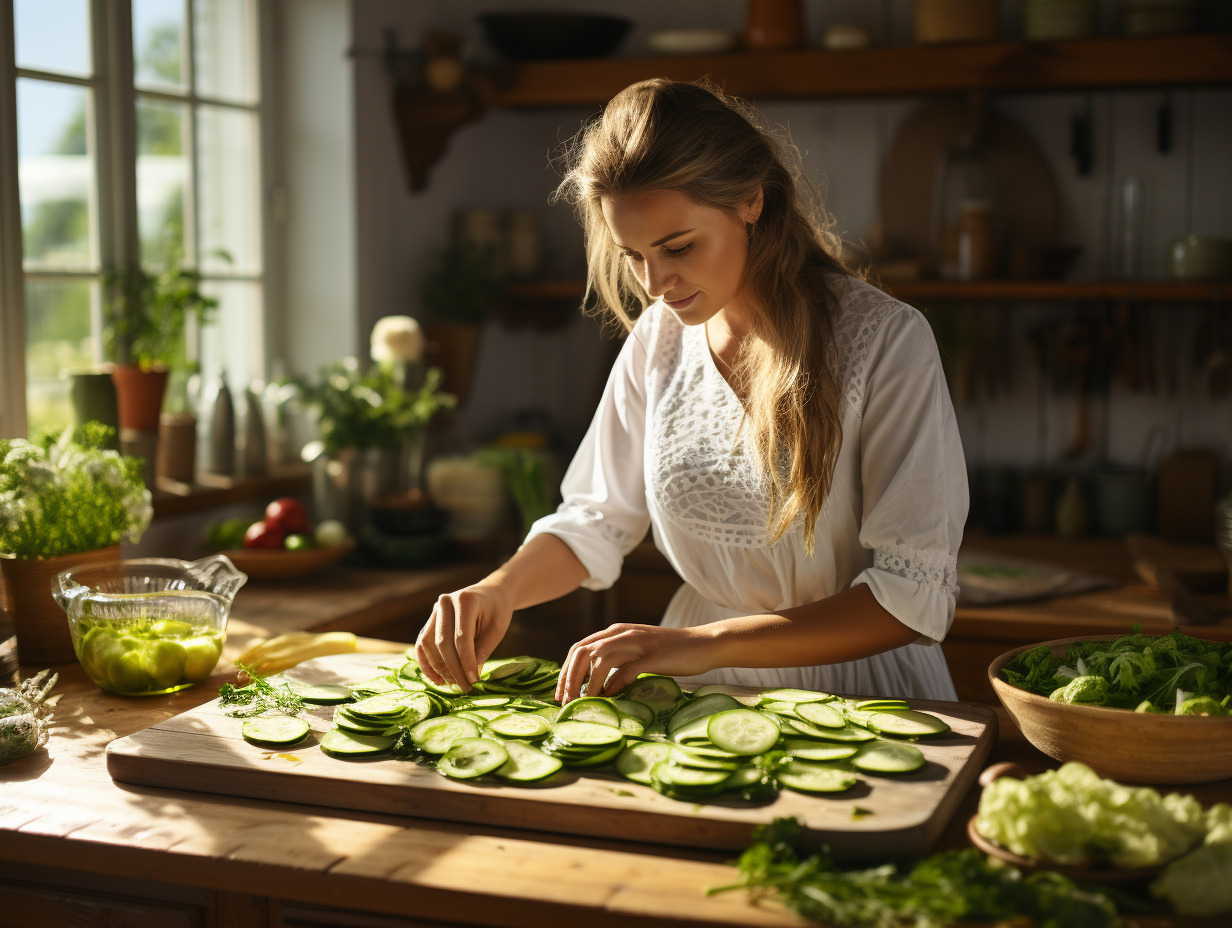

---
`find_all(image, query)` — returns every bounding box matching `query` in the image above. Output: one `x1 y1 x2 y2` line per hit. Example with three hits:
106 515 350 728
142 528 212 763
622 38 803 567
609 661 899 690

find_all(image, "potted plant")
104 250 221 483
420 239 505 408
0 423 153 663
290 316 457 531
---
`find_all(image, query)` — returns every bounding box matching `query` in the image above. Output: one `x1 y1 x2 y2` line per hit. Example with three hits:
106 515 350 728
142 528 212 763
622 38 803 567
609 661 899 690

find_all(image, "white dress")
524 275 968 701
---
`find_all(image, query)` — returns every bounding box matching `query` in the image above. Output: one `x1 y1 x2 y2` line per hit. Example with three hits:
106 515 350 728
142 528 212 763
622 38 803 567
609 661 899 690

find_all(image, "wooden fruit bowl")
988 636 1232 785
221 539 356 581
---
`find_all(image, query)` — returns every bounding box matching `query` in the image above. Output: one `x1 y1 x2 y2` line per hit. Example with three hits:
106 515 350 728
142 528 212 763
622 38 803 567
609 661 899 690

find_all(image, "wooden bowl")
221 539 355 581
988 636 1232 784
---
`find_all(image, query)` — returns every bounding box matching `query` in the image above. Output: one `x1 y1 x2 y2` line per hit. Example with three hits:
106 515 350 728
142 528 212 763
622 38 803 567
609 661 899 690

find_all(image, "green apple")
144 638 188 689
182 634 223 681
109 644 154 693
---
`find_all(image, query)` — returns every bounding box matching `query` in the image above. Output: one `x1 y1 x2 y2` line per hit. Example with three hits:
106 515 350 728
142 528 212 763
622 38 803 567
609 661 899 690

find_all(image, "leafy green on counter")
709 818 1118 928
1153 804 1232 916
1000 627 1232 713
218 663 305 718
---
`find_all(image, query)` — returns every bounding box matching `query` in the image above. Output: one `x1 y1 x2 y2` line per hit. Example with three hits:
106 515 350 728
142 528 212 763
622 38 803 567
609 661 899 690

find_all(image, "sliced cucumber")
410 715 481 754
866 710 951 738
794 701 845 729
785 718 876 743
287 683 353 705
667 692 741 734
851 740 926 774
555 696 621 728
241 715 311 747
669 746 740 771
783 738 858 762
494 741 563 782
618 716 645 737
857 698 911 711
320 729 394 757
618 674 683 714
486 712 551 739
688 683 762 706
615 741 674 785
777 761 858 794
759 688 835 704
651 760 732 789
348 694 414 717
612 698 655 726
437 737 510 779
706 709 780 756
551 720 624 747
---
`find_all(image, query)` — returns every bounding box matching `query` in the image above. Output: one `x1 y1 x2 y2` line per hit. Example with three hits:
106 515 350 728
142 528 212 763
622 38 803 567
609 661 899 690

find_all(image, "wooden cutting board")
106 653 997 859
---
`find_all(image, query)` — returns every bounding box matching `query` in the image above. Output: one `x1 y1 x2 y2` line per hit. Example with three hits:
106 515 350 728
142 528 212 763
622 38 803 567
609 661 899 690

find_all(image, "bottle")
205 371 235 476
240 385 267 478
1055 477 1088 538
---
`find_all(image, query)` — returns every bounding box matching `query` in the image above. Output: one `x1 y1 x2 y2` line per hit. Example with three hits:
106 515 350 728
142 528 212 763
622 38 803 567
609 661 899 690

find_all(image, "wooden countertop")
3 552 1230 926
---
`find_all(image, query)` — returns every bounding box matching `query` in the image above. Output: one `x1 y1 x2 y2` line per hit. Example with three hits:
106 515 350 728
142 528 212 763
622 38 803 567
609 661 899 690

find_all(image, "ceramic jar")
745 0 806 51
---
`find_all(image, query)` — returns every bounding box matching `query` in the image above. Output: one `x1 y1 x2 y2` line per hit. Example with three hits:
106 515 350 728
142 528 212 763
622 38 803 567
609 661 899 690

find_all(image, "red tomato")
264 497 311 535
243 520 285 549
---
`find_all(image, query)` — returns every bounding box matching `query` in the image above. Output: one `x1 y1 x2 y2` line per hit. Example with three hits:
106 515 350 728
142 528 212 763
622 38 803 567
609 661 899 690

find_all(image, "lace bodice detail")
646 278 900 548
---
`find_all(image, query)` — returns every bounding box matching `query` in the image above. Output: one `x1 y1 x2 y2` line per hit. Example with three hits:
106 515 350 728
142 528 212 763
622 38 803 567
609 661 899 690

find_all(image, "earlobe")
743 189 764 225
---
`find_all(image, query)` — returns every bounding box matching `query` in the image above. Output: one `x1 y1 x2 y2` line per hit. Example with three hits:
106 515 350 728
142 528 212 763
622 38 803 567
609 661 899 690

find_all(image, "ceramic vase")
0 546 122 664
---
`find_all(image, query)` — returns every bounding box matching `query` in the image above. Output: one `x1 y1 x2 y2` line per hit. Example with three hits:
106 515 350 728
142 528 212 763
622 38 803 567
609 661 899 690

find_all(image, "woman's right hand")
415 582 514 690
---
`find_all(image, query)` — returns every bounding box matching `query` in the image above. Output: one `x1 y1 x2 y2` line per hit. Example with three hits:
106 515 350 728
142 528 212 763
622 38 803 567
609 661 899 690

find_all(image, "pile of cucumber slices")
234 652 952 803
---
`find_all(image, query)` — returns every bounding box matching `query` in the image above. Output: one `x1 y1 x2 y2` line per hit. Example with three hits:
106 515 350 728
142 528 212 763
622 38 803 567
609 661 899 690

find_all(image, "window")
0 0 270 440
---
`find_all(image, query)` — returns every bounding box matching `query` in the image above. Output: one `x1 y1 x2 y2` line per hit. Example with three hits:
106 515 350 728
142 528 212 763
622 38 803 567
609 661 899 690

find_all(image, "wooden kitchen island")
2 549 1231 927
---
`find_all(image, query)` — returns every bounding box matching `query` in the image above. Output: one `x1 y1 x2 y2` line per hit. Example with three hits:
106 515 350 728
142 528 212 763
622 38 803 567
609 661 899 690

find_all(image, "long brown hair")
555 79 849 553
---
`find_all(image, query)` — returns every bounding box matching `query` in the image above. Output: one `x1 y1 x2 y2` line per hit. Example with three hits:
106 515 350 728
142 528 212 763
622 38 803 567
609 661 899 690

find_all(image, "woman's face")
601 188 760 329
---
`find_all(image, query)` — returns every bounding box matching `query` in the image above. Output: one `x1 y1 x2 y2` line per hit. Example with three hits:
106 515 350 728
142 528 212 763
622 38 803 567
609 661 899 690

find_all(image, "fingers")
600 661 647 697
415 609 447 686
556 624 649 704
451 590 481 686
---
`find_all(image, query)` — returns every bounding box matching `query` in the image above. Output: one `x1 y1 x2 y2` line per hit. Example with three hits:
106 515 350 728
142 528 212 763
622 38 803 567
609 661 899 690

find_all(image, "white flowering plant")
0 423 153 559
289 316 455 454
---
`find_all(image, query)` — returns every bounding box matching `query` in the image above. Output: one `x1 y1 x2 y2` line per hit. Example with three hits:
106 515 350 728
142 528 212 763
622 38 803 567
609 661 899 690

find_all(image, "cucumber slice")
857 698 911 711
612 698 655 726
652 760 733 789
787 719 876 742
563 741 626 768
688 683 762 706
783 738 858 762
851 740 926 774
615 741 674 785
348 694 415 717
618 716 645 737
437 737 510 779
669 746 740 771
287 683 353 705
486 712 551 739
241 715 311 747
618 675 683 714
759 688 835 704
794 701 845 729
410 716 481 754
551 720 624 747
706 709 780 756
777 761 858 794
667 693 741 734
555 697 621 728
494 741 563 782
456 695 512 708
866 710 951 738
320 729 394 757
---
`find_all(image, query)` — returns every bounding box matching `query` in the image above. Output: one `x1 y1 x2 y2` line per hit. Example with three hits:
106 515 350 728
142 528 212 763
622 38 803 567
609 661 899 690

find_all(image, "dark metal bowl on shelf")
478 11 632 61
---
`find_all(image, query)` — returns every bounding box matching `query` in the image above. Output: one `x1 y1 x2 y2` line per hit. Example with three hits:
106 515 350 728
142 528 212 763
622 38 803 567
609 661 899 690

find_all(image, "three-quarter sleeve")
522 321 651 591
848 304 968 642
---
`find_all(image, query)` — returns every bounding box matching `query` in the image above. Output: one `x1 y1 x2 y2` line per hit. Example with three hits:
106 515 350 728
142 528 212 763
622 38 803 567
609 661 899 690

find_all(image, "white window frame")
0 0 280 440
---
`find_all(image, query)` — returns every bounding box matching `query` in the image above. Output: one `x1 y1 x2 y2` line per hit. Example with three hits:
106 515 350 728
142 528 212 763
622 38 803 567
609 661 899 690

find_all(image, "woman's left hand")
555 623 717 703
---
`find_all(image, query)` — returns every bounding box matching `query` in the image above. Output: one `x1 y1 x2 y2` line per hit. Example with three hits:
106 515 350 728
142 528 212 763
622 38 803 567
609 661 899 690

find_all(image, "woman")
416 79 967 705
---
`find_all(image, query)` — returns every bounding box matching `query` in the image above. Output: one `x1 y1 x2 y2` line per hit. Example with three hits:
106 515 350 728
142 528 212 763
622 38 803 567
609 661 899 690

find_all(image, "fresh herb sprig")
710 817 1119 928
218 663 305 718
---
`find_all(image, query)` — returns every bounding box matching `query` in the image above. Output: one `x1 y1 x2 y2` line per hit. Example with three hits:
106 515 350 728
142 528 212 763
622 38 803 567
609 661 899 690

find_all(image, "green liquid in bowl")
68 591 227 696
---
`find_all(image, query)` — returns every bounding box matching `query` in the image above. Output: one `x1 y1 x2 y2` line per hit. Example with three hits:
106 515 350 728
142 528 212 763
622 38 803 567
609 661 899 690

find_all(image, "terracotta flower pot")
0 546 122 664
111 365 169 432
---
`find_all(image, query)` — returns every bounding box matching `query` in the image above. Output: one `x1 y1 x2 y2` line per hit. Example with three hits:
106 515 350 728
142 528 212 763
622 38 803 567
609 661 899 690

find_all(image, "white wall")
339 0 1231 481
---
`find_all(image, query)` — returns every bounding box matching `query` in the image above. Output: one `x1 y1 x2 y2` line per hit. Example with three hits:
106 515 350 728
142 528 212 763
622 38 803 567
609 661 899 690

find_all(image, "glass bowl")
54 555 247 696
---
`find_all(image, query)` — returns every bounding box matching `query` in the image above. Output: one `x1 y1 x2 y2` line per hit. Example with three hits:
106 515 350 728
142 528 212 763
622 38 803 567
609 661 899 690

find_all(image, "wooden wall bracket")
391 82 487 193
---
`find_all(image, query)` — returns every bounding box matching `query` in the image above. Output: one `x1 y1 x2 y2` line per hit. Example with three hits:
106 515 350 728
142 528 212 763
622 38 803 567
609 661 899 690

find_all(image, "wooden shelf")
886 279 1232 303
501 278 1232 306
487 34 1232 108
151 465 312 519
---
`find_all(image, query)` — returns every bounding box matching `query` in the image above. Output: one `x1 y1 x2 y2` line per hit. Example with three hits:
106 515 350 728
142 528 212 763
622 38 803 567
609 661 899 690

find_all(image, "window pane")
134 0 186 90
18 79 95 270
197 105 257 272
25 278 97 439
14 0 91 76
137 98 189 266
198 280 261 395
195 0 256 103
